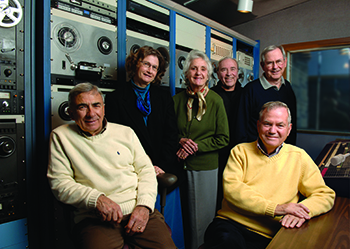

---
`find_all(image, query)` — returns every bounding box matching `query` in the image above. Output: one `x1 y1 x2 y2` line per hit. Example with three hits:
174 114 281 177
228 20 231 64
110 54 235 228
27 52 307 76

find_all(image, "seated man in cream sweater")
204 101 335 249
47 83 176 249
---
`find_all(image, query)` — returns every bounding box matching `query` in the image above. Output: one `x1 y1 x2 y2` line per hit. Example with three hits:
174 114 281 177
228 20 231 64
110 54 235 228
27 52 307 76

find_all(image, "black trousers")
204 218 271 249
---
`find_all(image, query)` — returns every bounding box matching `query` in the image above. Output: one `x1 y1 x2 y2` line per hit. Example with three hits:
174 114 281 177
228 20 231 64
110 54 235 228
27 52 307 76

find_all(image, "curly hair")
125 46 167 85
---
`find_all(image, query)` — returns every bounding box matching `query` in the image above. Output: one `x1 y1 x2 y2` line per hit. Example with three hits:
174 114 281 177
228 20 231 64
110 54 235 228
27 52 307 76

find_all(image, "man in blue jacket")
235 45 297 145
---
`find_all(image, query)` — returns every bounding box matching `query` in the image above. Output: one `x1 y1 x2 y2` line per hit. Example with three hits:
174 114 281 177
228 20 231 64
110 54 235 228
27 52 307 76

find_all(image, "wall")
231 0 350 53
230 0 350 159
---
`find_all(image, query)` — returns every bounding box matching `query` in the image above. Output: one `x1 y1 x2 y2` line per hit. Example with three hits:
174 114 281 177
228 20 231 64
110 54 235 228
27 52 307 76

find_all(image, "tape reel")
53 22 82 53
0 0 23 28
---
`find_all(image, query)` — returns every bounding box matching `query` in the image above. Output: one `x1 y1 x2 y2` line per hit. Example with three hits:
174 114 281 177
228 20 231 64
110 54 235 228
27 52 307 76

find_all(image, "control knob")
2 101 9 108
4 69 12 77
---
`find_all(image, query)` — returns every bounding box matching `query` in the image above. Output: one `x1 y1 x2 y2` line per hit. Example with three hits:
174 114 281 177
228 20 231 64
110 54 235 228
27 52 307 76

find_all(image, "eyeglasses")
140 61 159 72
265 60 285 69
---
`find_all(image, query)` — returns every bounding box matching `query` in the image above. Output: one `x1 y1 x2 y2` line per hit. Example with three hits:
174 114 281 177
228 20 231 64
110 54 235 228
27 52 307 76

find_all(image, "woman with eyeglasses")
173 50 229 249
105 46 184 248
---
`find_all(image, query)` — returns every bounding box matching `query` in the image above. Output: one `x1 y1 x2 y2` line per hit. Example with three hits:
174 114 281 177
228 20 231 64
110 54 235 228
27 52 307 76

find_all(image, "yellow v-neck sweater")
217 141 335 238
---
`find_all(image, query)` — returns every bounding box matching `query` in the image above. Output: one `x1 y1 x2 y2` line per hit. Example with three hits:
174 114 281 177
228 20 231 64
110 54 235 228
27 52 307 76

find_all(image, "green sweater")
217 141 335 238
47 122 157 224
173 90 229 170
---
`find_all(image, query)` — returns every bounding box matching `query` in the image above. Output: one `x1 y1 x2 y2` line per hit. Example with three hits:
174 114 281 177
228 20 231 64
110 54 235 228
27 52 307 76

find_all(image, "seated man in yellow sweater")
47 83 176 249
204 101 335 249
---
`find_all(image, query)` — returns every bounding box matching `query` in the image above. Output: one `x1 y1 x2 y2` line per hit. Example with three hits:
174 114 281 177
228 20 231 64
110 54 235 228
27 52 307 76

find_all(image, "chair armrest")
157 173 177 189
156 173 178 215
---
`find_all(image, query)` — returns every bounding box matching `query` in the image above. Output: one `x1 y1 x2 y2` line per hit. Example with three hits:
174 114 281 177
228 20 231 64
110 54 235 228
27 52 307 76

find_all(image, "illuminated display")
0 92 10 99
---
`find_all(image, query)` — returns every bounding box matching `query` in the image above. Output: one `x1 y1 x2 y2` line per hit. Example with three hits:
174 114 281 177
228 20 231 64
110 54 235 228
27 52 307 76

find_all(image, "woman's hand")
176 148 189 160
179 138 198 155
154 166 165 176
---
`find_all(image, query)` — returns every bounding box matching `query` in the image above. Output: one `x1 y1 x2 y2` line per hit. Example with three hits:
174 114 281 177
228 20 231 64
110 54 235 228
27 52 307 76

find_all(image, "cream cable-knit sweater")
47 122 157 224
217 141 335 238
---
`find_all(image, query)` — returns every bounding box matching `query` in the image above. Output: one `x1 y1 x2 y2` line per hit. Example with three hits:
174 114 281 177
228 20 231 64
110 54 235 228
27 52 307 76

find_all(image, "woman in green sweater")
173 50 229 249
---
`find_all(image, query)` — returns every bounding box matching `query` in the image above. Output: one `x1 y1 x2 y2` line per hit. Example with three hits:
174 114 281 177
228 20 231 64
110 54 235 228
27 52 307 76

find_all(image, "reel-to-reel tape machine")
0 0 26 225
50 4 117 89
1 0 25 115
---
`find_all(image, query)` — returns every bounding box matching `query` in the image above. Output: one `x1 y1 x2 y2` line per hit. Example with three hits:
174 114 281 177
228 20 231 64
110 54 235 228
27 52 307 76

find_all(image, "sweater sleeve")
223 145 278 217
47 131 104 210
196 95 229 153
298 151 335 217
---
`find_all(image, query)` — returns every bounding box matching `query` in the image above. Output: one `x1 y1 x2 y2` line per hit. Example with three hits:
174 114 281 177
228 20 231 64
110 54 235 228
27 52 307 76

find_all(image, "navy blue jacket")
235 78 297 145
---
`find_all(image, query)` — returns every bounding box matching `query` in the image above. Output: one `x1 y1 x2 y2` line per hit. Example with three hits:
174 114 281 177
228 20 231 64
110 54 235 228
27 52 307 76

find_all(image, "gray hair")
259 101 292 124
260 45 286 65
68 83 104 108
217 57 239 71
183 50 213 85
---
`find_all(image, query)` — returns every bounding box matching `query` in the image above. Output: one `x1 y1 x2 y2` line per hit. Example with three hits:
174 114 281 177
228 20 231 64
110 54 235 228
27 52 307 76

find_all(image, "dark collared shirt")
257 138 284 158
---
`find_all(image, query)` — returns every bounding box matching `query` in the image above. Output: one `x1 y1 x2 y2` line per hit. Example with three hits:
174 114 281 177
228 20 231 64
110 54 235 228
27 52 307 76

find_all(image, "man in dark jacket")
235 45 297 145
211 57 242 211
